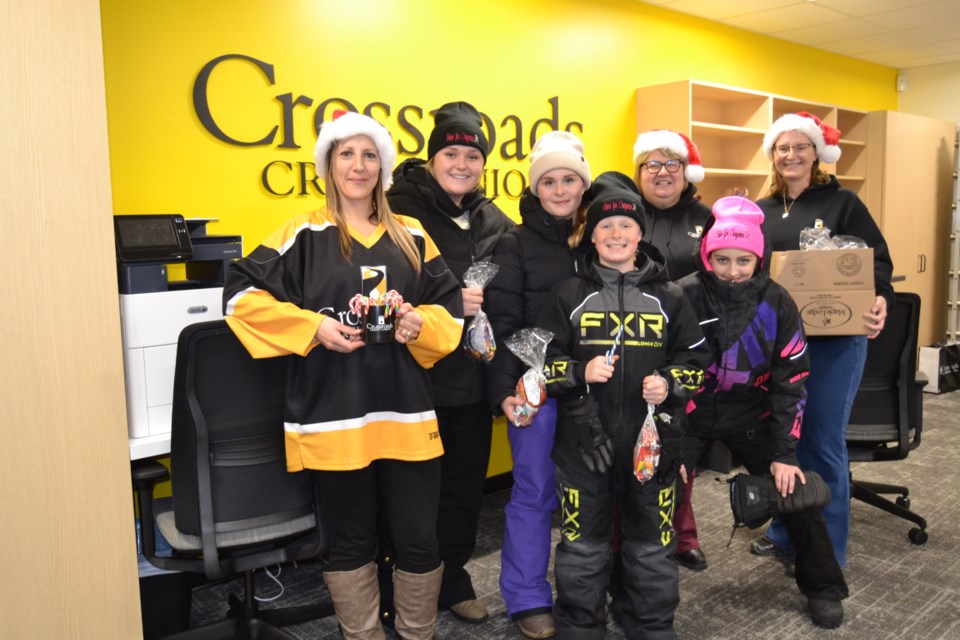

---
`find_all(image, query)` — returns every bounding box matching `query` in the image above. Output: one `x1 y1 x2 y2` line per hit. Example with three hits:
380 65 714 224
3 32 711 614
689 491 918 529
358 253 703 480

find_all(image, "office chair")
846 291 928 545
133 320 334 639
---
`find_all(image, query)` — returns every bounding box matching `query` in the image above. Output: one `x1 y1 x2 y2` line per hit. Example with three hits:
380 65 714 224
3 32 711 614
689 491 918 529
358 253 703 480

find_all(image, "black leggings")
684 423 848 600
313 458 441 573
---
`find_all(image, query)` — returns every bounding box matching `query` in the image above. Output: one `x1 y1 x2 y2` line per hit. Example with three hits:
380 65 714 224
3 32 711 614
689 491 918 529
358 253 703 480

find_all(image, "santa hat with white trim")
314 110 397 189
632 129 705 184
763 111 842 164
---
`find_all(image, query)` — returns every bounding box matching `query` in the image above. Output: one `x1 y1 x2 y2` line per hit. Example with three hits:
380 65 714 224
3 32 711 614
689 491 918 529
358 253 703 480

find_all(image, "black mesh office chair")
846 292 928 545
133 320 334 639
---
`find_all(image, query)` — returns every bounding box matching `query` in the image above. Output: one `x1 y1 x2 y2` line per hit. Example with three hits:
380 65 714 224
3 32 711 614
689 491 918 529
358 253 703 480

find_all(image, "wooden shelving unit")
637 81 956 346
635 80 868 206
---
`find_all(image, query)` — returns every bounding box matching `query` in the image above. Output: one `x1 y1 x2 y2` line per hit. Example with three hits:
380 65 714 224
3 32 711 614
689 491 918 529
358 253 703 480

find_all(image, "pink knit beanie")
700 196 765 271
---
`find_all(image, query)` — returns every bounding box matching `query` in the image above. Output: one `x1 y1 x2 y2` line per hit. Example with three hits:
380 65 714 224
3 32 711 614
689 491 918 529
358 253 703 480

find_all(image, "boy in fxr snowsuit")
676 196 848 629
536 172 708 640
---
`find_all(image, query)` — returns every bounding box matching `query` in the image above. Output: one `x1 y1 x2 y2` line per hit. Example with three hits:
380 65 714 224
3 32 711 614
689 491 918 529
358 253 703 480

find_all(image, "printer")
115 214 242 451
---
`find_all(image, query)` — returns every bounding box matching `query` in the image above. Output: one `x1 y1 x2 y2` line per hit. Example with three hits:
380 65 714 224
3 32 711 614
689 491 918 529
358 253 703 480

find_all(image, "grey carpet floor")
190 392 960 639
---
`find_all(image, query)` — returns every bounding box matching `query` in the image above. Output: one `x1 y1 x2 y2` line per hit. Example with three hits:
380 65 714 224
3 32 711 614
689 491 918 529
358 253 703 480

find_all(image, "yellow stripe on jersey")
225 288 322 358
283 412 444 471
347 222 386 249
396 214 444 263
256 209 331 254
407 304 465 369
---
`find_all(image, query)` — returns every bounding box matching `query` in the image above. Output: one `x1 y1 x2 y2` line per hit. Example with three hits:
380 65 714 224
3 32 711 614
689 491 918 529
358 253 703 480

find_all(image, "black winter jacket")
757 176 894 311
536 245 709 490
387 158 515 406
677 267 809 467
485 189 579 414
641 183 712 280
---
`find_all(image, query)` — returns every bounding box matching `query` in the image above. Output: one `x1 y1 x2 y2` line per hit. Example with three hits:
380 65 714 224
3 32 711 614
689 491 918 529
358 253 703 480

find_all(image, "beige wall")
0 1 142 637
898 62 960 124
896 63 960 341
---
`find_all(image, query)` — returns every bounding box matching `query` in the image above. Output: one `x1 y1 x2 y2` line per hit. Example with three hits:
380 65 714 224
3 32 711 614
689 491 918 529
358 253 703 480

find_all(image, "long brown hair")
766 163 831 198
765 132 832 198
567 202 591 250
324 142 421 274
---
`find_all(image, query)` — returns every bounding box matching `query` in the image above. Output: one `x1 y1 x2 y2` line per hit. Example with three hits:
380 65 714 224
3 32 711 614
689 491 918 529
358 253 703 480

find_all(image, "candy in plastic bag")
505 327 554 427
463 261 499 290
463 262 499 362
515 369 544 425
799 227 868 251
465 310 496 362
633 403 661 483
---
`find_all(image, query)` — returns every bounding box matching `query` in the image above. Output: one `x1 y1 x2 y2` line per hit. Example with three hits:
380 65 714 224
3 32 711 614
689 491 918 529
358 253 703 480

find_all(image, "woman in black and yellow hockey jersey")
224 111 464 640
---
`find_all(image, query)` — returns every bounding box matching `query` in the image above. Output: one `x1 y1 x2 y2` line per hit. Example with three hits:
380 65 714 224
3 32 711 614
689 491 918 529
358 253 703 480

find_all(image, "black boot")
808 597 843 629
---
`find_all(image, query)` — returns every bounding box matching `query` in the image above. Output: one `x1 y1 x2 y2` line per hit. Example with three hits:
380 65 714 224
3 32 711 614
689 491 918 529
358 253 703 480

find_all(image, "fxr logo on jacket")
578 311 664 346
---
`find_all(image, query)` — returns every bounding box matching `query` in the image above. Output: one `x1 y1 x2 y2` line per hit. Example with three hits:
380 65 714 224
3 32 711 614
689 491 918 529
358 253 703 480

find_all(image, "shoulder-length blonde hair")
323 142 421 274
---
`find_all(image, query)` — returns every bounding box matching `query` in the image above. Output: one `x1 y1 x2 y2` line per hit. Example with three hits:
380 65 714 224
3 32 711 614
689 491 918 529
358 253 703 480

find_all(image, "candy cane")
384 289 404 313
349 294 369 317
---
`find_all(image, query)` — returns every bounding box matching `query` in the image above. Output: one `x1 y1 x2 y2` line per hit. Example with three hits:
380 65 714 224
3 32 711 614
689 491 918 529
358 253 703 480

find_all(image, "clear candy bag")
463 262 499 362
465 311 496 362
505 327 554 427
633 403 661 483
799 227 868 250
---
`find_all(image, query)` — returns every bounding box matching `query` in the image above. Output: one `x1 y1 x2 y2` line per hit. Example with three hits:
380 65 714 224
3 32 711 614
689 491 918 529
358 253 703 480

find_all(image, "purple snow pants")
499 398 559 619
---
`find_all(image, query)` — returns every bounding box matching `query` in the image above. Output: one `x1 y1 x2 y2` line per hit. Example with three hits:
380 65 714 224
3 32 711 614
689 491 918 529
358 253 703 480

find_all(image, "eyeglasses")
641 159 683 174
773 143 814 156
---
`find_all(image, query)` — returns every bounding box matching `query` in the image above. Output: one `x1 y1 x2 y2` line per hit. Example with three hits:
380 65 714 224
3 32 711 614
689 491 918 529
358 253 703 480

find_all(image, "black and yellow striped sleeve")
223 211 325 358
397 215 464 369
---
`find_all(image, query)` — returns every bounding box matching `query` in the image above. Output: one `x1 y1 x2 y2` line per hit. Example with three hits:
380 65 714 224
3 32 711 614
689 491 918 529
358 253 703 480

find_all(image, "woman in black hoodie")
753 112 892 572
631 129 713 571
384 101 514 625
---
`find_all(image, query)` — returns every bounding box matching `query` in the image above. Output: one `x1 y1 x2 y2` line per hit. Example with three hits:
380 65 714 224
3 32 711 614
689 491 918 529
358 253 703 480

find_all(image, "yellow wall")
100 0 898 478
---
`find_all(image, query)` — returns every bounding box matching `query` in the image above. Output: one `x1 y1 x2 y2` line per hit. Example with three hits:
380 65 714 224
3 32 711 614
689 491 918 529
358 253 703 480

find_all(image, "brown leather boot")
322 562 387 640
393 563 443 639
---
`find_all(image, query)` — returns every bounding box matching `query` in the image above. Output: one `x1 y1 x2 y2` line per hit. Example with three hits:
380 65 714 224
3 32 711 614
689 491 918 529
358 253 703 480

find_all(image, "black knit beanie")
427 101 489 160
580 171 647 244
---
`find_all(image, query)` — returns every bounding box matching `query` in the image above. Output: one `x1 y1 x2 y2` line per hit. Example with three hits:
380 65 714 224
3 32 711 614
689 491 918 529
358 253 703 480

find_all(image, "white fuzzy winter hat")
763 111 842 164
314 110 397 189
528 131 592 194
632 129 704 184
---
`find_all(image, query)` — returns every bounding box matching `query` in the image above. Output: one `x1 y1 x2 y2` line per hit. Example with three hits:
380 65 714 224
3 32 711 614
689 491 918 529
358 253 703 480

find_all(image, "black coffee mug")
362 305 396 344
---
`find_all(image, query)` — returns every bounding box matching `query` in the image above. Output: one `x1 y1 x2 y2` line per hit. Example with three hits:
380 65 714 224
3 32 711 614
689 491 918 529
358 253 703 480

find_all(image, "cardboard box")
769 248 875 336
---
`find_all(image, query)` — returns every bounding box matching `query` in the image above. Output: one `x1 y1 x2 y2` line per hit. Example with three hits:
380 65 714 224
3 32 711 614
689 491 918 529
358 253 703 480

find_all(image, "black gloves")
652 410 683 485
565 394 613 474
728 470 832 529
